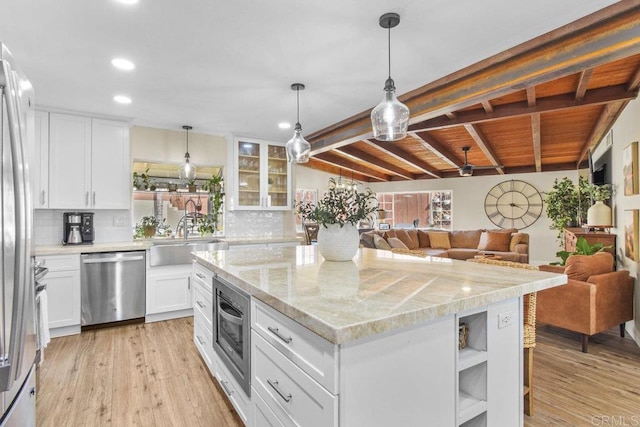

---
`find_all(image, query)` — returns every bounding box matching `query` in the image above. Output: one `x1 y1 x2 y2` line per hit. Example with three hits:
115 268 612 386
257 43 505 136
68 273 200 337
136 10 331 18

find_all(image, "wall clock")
484 180 543 229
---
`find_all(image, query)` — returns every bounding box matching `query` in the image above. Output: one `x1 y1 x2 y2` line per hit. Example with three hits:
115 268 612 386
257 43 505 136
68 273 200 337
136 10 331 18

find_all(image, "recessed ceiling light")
113 95 132 104
278 122 291 129
116 0 138 5
111 58 135 71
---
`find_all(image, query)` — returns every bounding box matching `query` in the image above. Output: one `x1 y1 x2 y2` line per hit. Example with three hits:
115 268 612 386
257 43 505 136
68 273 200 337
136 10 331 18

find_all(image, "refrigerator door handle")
0 57 33 392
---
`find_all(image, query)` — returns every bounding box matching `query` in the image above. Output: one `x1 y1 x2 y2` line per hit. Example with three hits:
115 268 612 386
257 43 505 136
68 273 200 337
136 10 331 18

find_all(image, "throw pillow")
509 233 528 252
417 230 430 248
565 251 614 281
394 229 418 250
405 229 421 249
360 231 378 249
373 234 392 251
387 237 409 250
477 231 512 252
427 231 451 249
450 230 482 249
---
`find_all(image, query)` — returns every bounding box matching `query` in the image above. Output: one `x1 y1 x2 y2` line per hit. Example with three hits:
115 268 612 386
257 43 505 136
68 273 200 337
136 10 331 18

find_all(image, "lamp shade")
285 123 311 163
371 79 409 141
178 158 196 181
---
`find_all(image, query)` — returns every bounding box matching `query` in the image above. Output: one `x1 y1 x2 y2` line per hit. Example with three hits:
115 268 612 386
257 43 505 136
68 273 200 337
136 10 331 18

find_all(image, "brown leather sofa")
360 228 530 263
537 252 634 352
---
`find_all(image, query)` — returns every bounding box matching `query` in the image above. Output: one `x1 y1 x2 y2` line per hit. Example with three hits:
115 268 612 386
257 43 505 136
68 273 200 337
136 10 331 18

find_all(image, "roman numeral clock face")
484 180 543 229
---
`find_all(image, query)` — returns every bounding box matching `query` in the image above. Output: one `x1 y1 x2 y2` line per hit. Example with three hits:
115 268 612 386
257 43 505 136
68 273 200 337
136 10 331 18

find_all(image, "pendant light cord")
388 23 391 80
296 87 301 124
186 128 189 154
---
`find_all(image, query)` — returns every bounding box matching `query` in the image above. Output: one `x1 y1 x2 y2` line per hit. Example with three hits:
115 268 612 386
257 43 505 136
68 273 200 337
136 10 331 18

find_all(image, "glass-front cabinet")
234 137 290 210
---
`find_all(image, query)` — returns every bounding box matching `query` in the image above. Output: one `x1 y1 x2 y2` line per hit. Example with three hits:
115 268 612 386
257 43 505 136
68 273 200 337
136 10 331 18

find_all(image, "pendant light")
178 125 197 181
370 12 410 142
285 83 311 163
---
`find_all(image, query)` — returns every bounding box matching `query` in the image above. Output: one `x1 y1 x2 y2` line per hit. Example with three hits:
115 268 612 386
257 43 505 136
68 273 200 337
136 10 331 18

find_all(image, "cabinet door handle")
93 191 96 206
196 335 205 345
196 273 206 280
220 380 234 396
41 190 46 205
196 300 205 308
187 276 191 290
267 379 291 403
267 326 292 344
85 192 89 206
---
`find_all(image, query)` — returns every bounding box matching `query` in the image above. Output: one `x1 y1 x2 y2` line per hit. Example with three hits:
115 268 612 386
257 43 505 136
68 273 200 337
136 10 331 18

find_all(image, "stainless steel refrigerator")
0 42 37 426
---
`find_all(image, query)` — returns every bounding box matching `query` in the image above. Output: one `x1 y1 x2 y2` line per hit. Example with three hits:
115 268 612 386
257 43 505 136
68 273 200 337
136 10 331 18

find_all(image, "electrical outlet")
113 216 126 227
498 311 513 329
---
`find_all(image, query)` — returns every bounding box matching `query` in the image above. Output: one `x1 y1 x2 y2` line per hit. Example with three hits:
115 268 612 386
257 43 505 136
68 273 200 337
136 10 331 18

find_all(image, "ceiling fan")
458 146 503 177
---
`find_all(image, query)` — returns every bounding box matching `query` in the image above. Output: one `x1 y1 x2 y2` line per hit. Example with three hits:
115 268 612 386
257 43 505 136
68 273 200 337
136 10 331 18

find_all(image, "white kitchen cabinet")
233 137 291 211
91 119 131 209
48 112 130 210
31 110 49 208
36 254 81 337
146 265 193 319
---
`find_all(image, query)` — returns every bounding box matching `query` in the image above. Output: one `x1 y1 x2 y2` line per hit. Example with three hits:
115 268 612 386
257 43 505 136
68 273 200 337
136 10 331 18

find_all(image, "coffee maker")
63 212 95 245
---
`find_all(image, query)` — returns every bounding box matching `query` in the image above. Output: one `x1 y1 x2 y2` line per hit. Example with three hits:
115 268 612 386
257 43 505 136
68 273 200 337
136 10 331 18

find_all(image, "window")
375 190 452 230
294 188 318 232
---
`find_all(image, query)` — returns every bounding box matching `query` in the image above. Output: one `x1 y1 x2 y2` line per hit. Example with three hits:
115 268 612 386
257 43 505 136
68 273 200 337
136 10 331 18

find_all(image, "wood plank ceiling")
302 3 640 182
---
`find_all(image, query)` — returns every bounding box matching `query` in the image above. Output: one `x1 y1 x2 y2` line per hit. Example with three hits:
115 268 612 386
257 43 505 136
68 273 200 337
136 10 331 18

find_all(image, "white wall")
599 96 640 345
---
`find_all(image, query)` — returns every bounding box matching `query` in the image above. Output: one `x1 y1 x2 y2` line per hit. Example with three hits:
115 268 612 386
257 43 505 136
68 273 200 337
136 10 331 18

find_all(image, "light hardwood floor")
37 318 640 426
36 317 243 427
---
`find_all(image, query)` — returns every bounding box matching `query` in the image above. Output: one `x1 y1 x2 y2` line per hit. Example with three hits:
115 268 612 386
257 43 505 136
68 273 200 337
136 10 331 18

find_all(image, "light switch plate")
498 311 513 329
113 216 127 227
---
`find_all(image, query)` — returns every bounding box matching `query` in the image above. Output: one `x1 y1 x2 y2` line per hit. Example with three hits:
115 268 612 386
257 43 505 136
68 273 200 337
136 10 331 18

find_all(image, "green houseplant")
197 215 215 235
294 179 377 261
140 215 159 238
187 177 197 193
544 176 590 245
552 236 612 266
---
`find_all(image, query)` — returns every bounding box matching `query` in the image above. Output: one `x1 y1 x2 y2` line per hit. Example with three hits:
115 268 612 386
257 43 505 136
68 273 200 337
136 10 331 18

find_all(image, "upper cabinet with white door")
48 113 130 210
233 137 291 210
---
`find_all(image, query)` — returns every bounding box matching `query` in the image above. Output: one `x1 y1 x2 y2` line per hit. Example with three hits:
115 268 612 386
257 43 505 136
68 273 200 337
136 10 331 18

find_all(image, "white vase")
317 223 359 261
587 200 612 226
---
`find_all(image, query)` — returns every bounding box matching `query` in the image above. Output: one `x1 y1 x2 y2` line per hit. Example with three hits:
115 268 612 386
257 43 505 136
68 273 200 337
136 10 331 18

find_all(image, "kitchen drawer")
36 254 80 272
193 281 213 330
193 262 214 293
254 387 285 427
216 346 252 425
252 299 338 394
194 316 215 375
252 331 338 427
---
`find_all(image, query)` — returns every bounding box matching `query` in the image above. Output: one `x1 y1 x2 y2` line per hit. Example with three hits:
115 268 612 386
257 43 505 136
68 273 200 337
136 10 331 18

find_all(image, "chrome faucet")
183 198 197 240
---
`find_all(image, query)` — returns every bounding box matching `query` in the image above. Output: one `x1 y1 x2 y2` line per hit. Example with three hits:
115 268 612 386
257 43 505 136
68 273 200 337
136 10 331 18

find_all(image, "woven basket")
458 323 469 350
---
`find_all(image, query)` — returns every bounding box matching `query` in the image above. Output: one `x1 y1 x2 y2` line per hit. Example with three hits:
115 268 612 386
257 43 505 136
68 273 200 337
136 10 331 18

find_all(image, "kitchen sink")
149 240 229 267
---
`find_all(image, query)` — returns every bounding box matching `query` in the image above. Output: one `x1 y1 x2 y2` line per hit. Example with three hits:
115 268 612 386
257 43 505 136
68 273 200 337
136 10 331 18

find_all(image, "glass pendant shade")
371 79 410 141
286 123 311 163
178 156 196 181
178 125 196 180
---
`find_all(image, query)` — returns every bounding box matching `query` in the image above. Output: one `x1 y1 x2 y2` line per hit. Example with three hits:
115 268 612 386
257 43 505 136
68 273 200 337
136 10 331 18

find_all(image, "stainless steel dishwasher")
81 251 146 326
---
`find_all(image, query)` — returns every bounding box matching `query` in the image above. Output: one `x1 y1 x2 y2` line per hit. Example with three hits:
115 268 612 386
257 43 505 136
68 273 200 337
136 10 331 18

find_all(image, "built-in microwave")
212 274 251 396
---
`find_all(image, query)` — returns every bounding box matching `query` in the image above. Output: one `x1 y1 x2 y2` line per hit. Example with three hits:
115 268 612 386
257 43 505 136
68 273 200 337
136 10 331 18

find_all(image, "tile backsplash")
224 210 284 237
33 210 133 245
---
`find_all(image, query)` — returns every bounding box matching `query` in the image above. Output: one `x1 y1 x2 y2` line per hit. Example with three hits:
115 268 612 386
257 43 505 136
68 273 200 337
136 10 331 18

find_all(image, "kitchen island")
192 246 566 427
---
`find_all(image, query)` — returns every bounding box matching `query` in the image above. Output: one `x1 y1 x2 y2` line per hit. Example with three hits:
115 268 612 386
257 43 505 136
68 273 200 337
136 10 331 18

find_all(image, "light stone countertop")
34 235 302 256
193 246 567 345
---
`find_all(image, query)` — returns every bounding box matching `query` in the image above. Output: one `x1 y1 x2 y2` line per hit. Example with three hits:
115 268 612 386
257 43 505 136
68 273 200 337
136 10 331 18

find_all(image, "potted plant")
187 178 197 193
582 183 613 226
167 182 178 192
201 170 223 193
544 176 590 245
140 215 159 238
197 214 215 236
132 171 143 190
294 179 377 261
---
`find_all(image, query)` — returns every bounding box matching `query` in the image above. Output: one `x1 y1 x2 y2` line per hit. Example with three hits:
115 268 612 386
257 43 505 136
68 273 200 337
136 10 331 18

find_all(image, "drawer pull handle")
196 335 206 345
267 379 291 403
196 273 206 280
196 301 206 309
268 326 292 344
220 380 234 396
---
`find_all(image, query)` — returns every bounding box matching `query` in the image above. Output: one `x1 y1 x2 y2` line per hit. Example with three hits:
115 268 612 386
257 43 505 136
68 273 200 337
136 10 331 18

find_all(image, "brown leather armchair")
537 252 634 352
